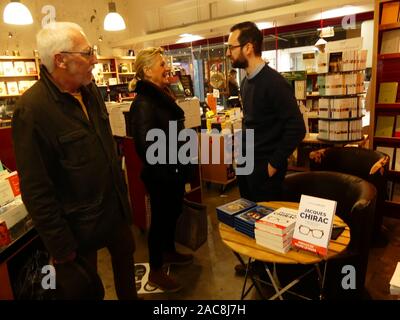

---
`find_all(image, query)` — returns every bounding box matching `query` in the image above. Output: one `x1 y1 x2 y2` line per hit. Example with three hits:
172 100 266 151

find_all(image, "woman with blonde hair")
128 47 192 292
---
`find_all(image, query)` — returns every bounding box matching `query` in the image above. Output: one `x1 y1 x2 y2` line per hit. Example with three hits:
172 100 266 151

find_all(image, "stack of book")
254 207 297 253
216 198 256 227
234 205 274 238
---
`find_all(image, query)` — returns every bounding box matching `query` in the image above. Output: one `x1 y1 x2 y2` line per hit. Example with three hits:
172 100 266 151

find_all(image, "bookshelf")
315 48 366 143
92 56 118 86
115 56 136 84
0 55 40 126
371 0 400 217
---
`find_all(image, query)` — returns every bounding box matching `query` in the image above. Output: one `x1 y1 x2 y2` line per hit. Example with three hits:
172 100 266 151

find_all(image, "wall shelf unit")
371 0 400 218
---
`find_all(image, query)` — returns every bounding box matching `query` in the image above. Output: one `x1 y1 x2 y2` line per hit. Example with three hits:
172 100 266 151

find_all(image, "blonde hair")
129 47 164 91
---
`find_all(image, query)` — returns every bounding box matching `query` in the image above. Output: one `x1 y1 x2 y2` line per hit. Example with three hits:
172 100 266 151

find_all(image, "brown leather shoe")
163 251 193 266
148 269 182 293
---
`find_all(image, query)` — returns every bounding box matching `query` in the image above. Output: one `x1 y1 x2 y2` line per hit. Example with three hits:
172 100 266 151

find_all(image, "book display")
0 55 40 126
371 0 400 215
292 195 337 256
116 56 136 84
315 44 367 142
92 56 118 86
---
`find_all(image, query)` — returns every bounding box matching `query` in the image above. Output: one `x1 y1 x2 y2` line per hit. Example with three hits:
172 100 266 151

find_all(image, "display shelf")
375 103 400 109
0 55 40 126
371 0 400 216
379 22 400 31
378 53 400 60
318 116 364 121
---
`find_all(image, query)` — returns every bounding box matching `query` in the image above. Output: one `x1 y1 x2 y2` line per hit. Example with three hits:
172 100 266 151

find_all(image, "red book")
5 172 20 197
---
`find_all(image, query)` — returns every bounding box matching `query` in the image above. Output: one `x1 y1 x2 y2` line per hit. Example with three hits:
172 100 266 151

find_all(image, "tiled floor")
97 182 400 300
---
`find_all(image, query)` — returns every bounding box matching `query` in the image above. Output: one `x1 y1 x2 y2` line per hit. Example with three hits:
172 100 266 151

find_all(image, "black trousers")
81 222 137 300
237 161 286 202
143 174 185 270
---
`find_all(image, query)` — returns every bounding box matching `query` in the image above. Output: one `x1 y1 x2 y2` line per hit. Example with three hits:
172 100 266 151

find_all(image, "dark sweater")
240 64 306 169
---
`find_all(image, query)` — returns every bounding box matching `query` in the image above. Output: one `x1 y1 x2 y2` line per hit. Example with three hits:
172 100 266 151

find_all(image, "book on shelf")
2 62 14 76
376 146 394 169
24 61 37 75
381 1 400 25
395 148 400 171
380 29 400 54
378 82 398 103
0 82 7 96
375 115 395 137
5 82 19 95
13 61 26 76
395 115 400 138
292 194 337 256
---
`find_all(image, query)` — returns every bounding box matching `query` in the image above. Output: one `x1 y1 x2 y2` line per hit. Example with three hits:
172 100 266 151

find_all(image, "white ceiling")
117 0 374 49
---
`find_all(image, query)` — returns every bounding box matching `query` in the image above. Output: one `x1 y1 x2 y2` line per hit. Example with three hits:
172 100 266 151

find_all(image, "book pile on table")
216 198 256 227
254 207 297 253
234 205 275 238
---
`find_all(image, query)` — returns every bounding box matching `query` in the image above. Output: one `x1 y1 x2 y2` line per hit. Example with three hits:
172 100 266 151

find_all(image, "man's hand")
267 163 277 177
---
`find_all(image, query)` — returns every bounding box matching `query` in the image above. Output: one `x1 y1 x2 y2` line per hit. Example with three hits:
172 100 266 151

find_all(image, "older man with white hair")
12 22 138 300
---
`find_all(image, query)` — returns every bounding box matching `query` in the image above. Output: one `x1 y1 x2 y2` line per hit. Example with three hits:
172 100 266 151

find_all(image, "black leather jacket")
12 66 132 260
129 80 187 183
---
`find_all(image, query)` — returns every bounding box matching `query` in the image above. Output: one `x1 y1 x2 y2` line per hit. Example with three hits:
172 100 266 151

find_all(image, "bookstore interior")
1 0 400 301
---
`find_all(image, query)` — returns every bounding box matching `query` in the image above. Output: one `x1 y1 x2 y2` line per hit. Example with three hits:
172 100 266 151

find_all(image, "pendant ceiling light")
103 2 126 31
3 0 33 25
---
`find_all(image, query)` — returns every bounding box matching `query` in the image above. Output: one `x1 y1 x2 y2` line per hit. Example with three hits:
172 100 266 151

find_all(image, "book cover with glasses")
254 207 297 235
292 194 337 256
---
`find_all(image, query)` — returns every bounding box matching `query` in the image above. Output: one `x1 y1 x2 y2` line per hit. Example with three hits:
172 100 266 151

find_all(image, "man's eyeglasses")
226 43 247 51
60 46 97 57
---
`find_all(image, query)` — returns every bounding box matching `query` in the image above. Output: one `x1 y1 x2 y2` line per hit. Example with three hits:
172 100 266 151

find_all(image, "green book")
378 82 398 103
375 115 395 137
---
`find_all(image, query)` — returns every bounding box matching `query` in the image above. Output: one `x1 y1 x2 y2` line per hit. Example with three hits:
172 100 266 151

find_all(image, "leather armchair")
283 171 377 299
309 147 389 246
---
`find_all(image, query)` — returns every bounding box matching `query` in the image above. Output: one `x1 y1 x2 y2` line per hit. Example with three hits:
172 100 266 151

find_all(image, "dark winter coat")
12 66 132 260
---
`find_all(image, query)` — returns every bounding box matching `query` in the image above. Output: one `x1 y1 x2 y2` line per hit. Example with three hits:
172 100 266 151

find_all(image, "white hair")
36 22 88 73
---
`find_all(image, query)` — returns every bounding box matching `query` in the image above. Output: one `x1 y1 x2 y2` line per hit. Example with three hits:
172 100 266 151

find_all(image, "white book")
255 207 297 234
2 62 14 76
13 61 26 75
24 61 37 75
376 146 394 170
6 81 19 95
0 180 14 207
390 262 400 295
255 238 291 254
0 82 7 96
255 229 293 247
292 194 337 256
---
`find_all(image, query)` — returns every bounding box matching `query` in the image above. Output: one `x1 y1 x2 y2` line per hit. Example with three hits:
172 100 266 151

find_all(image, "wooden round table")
219 201 350 299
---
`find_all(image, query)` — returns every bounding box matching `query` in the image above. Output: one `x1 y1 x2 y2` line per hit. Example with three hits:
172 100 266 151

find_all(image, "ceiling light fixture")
176 34 204 44
104 1 126 31
3 0 33 25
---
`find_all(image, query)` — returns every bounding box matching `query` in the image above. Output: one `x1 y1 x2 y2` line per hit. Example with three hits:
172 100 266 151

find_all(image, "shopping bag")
175 199 208 251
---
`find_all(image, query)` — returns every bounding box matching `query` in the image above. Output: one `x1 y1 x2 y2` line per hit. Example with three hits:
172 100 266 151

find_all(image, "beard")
231 53 248 69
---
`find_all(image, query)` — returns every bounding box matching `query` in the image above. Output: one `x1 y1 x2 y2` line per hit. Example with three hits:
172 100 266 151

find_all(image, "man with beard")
226 21 305 276
226 21 306 202
12 22 138 300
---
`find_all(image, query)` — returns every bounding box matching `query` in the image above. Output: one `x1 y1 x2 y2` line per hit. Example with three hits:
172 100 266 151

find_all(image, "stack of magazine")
234 205 275 238
254 207 297 253
216 198 256 227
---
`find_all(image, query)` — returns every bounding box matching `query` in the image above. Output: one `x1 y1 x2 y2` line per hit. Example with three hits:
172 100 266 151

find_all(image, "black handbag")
175 199 208 251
